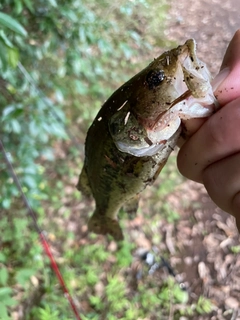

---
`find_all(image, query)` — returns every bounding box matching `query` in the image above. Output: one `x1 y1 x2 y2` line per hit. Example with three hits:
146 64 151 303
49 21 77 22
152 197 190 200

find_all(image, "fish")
77 39 217 241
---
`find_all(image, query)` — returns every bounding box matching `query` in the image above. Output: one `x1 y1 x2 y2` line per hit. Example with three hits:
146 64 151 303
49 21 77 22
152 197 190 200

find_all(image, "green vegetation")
230 245 240 254
0 1 215 319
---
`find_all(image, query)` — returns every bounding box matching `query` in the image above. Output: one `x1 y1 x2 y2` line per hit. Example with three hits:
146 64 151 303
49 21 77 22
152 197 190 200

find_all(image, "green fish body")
77 39 216 240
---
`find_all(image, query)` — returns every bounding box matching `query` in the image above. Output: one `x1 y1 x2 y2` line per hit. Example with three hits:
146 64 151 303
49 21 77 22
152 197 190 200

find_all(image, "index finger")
177 98 240 183
215 29 240 105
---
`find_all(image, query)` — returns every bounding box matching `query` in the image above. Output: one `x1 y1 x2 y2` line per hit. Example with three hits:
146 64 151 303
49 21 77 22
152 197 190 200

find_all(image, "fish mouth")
149 89 192 130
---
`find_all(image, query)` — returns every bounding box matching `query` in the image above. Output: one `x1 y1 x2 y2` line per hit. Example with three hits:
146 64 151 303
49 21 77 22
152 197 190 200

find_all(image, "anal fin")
88 211 123 241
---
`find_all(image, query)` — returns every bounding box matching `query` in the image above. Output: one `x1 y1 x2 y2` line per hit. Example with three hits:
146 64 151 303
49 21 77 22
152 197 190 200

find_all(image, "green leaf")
23 174 37 189
89 295 102 308
7 47 19 68
2 105 15 117
196 296 213 314
14 0 23 15
48 0 57 7
0 43 7 68
15 268 36 286
0 12 27 37
173 285 189 304
38 306 60 320
86 269 98 286
0 303 11 320
0 253 6 263
0 287 17 306
2 199 11 209
231 245 240 254
0 287 12 298
0 30 14 48
23 0 34 13
0 267 9 286
10 119 21 133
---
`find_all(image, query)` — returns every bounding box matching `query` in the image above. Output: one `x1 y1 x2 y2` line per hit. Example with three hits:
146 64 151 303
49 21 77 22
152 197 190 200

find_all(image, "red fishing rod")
0 139 82 320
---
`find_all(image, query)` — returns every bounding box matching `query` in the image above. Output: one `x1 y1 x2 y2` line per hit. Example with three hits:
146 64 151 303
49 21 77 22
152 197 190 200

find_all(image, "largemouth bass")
77 39 217 240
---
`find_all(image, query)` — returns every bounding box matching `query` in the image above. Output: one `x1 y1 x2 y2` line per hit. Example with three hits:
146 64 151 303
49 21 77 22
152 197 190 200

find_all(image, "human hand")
177 30 240 231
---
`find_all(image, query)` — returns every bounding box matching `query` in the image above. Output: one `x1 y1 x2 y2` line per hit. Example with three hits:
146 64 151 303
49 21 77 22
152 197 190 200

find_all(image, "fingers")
214 29 240 105
202 152 240 215
220 29 240 71
177 97 240 182
215 67 240 106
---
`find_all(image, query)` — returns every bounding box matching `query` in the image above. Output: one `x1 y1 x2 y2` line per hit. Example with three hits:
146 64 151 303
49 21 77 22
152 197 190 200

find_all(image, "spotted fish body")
77 39 217 240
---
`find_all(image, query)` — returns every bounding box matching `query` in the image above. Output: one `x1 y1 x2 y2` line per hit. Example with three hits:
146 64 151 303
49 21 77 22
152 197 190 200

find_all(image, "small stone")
225 296 239 309
108 241 117 252
184 256 193 265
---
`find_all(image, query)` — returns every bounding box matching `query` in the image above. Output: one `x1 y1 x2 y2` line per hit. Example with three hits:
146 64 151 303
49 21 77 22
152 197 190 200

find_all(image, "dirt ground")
160 0 240 318
167 0 240 76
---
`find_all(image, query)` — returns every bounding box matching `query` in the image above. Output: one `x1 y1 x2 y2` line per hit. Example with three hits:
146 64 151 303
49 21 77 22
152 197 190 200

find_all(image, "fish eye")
146 69 165 90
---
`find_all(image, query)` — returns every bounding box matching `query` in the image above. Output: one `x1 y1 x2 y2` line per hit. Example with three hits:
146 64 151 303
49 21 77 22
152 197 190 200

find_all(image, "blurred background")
0 0 240 319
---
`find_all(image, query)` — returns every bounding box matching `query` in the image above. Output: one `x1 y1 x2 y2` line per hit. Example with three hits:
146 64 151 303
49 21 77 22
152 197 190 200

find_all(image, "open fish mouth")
149 89 192 130
111 88 215 158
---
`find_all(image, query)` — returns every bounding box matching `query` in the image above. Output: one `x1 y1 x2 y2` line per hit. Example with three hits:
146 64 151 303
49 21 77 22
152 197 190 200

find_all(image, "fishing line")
0 139 82 320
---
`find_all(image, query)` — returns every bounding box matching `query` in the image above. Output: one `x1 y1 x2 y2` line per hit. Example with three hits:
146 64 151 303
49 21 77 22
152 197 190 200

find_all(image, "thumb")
213 29 240 105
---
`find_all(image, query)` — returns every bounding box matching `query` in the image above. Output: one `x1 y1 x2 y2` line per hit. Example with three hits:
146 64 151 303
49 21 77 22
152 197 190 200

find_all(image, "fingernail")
212 67 230 92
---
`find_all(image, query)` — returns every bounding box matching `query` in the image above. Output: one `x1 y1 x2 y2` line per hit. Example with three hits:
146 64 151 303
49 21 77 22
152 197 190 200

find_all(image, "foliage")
0 287 17 320
35 305 61 320
230 245 240 254
195 296 214 314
